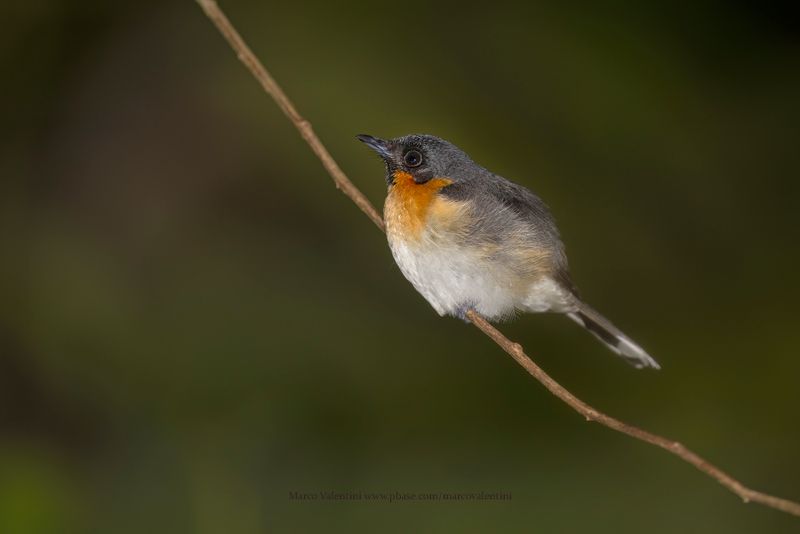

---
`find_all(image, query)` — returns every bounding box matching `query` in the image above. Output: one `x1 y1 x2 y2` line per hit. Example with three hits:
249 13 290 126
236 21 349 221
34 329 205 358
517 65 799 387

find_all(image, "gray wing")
442 172 579 296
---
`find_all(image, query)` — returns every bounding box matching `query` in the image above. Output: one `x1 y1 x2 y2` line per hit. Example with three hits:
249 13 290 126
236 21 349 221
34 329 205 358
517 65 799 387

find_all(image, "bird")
357 133 660 370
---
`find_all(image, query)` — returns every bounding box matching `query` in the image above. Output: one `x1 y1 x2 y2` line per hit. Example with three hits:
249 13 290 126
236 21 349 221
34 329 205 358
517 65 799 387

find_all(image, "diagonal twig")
195 0 800 518
466 311 800 516
195 0 383 231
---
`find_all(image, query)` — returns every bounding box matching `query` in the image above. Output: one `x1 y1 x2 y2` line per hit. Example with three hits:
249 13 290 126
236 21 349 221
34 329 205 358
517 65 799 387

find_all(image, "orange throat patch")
384 171 454 241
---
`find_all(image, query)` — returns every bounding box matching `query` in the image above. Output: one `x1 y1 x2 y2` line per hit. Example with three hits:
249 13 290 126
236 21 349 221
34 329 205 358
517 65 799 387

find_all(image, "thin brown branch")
466 311 800 516
195 0 384 231
195 0 800 518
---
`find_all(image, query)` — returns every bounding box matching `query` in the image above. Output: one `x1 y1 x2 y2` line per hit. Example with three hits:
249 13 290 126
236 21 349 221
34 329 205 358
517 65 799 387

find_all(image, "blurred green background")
2 1 799 532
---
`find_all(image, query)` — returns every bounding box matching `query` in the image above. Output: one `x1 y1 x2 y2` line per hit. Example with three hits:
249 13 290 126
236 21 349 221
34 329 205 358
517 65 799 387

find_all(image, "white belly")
387 232 574 320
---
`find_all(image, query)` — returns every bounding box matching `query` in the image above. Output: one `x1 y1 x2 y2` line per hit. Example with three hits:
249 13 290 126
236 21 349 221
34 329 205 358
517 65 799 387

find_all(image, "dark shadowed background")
2 1 799 532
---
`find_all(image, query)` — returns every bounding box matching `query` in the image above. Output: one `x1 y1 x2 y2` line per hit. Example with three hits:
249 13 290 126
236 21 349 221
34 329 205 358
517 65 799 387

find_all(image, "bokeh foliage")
1 1 799 532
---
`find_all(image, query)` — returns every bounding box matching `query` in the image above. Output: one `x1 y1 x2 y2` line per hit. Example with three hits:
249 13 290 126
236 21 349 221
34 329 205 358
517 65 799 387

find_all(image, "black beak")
356 134 392 159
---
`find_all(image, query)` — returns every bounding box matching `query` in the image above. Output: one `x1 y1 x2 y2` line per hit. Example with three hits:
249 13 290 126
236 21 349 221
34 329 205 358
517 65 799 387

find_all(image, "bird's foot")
453 303 476 323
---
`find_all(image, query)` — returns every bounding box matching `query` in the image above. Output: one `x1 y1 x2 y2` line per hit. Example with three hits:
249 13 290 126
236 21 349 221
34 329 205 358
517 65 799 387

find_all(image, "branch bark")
195 0 800 518
195 0 383 231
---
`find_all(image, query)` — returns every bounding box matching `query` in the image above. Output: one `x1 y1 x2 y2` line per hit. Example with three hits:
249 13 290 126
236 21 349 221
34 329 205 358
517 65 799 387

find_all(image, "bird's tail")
566 301 660 369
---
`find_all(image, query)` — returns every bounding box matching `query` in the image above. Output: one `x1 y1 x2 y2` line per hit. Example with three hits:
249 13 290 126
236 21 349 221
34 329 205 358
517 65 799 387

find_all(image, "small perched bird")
358 133 660 369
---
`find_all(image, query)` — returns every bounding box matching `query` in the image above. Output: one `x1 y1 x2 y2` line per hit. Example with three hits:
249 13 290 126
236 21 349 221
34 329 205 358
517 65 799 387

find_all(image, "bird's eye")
403 150 423 168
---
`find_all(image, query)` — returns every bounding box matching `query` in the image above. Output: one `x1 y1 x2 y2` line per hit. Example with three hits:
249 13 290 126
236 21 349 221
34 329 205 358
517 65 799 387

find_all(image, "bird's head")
357 133 474 186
